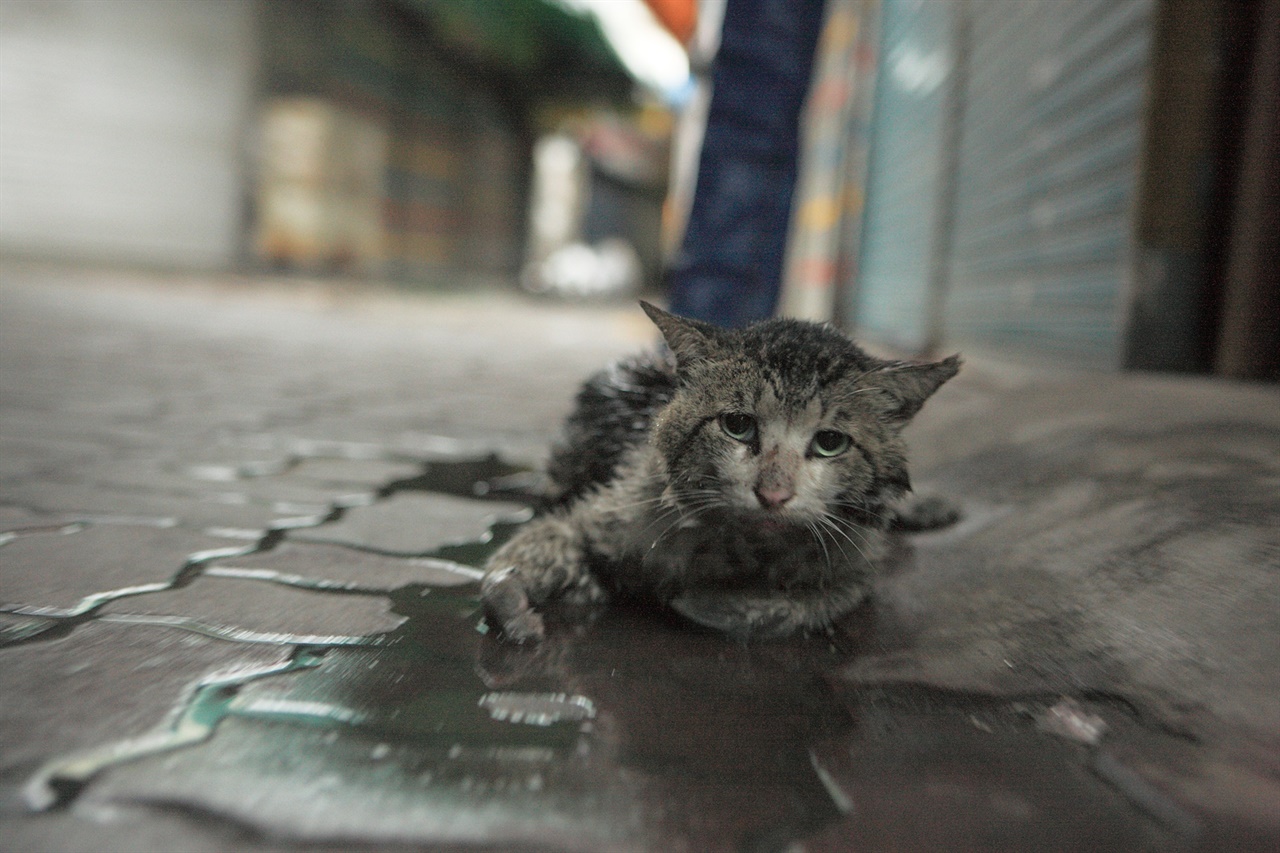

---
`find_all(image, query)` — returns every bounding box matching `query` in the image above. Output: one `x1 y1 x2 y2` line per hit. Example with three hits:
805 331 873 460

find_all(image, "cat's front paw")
481 567 545 643
670 593 797 639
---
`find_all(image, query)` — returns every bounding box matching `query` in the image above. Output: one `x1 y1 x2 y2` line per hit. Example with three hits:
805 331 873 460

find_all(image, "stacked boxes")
255 92 522 284
255 98 388 275
384 122 463 280
463 103 523 277
253 0 525 285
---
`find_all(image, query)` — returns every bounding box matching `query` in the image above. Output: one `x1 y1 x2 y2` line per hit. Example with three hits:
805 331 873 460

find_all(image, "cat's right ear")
639 301 724 367
862 354 962 428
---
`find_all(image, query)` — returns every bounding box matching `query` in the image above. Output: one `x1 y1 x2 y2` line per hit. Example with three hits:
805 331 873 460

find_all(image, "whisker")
648 501 718 550
815 512 872 565
595 494 679 514
581 481 727 517
805 519 834 572
828 500 897 527
827 513 879 548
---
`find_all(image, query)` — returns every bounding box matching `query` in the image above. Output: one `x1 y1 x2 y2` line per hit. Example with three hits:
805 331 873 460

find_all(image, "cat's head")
641 302 960 527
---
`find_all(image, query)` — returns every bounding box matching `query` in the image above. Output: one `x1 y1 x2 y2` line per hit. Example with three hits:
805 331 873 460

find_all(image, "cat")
481 302 960 643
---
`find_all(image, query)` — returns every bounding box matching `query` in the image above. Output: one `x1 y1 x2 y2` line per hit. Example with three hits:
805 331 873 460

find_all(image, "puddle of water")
479 692 597 726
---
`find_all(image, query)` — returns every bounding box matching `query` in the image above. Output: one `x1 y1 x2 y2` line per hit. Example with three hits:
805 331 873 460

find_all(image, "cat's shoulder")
546 347 677 505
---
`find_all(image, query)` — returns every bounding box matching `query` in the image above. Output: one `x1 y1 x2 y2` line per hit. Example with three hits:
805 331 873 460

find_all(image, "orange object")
644 0 697 44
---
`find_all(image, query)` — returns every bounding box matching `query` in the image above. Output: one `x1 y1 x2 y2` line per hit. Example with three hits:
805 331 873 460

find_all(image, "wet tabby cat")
482 302 960 642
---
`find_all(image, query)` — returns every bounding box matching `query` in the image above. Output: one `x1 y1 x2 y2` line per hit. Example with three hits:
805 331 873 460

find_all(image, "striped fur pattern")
482 302 960 642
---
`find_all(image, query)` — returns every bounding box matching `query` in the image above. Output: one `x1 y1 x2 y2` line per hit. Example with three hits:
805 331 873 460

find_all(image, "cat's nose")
754 486 794 510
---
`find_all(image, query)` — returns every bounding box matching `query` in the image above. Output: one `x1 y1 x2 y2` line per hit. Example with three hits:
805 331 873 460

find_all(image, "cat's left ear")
640 301 726 367
864 355 962 427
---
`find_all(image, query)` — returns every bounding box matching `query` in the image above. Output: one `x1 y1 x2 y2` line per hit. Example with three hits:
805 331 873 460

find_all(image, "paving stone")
184 477 371 521
390 431 540 466
0 434 110 482
0 506 81 533
57 457 385 522
288 419 554 465
287 457 425 490
211 540 481 590
245 434 395 458
0 481 316 538
172 448 301 484
99 574 406 640
0 620 288 797
129 451 385 514
43 457 290 504
75 625 645 850
0 804 282 853
0 524 242 611
0 410 182 459
82 715 644 850
71 608 1156 852
289 492 527 556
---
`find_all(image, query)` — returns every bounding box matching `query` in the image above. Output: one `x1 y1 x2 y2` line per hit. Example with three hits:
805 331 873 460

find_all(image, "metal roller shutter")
944 0 1155 366
851 0 955 352
0 0 257 269
850 0 1156 366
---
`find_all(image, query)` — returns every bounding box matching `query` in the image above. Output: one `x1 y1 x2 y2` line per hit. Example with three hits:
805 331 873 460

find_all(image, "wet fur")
482 303 960 642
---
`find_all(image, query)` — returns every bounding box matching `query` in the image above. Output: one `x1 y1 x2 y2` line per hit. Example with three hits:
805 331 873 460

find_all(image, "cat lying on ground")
482 302 960 643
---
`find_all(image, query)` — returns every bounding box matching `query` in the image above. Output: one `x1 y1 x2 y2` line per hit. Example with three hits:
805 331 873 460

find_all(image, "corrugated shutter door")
852 0 955 351
944 0 1155 366
0 0 256 269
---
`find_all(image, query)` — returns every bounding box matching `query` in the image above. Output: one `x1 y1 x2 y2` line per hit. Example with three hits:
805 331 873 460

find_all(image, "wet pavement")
2 263 1278 851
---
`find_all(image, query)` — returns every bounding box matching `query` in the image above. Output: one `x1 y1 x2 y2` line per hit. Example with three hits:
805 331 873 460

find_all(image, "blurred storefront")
0 0 258 270
5 0 1272 378
522 107 671 299
782 0 1278 379
0 0 660 286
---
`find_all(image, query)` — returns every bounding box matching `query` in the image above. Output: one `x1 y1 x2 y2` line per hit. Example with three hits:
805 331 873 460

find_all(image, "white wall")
0 0 257 268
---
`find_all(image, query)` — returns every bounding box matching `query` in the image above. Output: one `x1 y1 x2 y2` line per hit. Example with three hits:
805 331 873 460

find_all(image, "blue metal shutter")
944 0 1155 366
852 0 956 352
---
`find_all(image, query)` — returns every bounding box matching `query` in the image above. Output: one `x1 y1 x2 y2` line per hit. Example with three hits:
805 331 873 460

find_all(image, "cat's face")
642 303 959 528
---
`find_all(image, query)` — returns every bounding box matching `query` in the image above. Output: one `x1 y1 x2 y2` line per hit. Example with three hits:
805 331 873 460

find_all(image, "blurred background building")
0 0 1275 379
0 0 672 286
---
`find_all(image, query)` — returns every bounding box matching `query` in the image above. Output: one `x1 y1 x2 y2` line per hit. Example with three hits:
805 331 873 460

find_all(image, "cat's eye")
811 430 852 458
719 412 757 443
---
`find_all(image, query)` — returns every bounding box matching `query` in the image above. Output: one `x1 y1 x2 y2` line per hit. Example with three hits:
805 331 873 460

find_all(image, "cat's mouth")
707 501 808 532
751 511 805 533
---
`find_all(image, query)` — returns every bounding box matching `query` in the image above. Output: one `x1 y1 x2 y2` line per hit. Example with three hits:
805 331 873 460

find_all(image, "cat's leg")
670 578 869 638
481 514 605 643
890 494 961 531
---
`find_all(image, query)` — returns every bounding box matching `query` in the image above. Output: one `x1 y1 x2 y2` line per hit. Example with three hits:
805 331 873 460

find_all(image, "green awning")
401 0 633 98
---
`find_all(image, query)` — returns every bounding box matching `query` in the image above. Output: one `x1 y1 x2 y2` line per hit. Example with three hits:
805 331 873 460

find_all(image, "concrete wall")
0 0 258 269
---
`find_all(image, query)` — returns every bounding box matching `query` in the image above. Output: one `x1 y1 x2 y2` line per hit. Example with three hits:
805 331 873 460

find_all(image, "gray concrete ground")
1 262 1277 851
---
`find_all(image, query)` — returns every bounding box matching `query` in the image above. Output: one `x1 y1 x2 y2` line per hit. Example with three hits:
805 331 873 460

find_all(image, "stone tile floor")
1 262 1277 851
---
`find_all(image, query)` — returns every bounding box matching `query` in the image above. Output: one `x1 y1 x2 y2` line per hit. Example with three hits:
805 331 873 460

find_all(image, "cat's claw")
481 567 545 643
498 607 545 644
